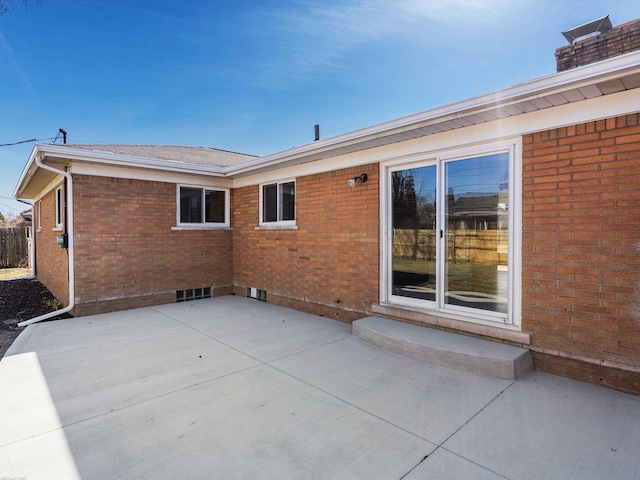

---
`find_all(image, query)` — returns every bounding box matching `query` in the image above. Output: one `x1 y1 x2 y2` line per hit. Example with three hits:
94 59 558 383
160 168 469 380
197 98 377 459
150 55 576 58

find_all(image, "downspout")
18 154 75 326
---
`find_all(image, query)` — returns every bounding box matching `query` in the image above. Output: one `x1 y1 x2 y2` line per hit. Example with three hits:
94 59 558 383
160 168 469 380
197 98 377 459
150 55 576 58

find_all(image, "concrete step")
353 316 531 380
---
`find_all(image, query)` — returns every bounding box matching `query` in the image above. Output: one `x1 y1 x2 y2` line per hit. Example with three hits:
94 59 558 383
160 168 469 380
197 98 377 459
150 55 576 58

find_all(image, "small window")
37 200 42 230
261 180 295 225
178 186 228 226
55 186 63 228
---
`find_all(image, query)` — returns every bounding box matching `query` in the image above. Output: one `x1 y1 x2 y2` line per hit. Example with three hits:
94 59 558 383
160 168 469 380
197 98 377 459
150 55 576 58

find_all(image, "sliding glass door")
391 165 437 304
387 148 514 325
443 153 509 315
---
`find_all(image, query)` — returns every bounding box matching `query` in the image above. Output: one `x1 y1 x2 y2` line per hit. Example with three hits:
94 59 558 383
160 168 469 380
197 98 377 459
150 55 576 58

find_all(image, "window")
178 186 228 226
260 180 295 225
55 186 63 229
37 200 42 230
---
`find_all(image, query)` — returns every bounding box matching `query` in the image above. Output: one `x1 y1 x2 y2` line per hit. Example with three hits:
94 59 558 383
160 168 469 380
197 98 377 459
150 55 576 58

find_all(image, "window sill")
53 227 63 232
172 226 232 231
255 225 299 230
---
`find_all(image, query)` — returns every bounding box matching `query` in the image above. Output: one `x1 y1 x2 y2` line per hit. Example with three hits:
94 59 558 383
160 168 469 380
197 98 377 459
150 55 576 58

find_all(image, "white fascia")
13 144 40 199
14 144 227 199
224 50 640 177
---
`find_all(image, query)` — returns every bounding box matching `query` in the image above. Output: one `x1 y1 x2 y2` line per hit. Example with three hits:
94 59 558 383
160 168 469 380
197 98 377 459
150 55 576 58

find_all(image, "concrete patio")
1 296 639 479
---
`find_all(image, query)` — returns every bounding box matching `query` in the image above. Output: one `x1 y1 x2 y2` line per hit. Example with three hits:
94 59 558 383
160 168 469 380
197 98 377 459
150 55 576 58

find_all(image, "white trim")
70 162 233 188
37 200 42 231
54 185 64 229
258 178 296 227
176 184 230 228
13 51 640 200
231 88 640 188
13 86 640 200
171 226 233 231
226 51 640 176
254 225 299 231
380 138 521 330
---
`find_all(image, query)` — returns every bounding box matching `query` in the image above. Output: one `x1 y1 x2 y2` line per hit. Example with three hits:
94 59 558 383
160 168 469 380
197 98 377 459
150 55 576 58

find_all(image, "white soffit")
227 50 640 177
14 50 640 196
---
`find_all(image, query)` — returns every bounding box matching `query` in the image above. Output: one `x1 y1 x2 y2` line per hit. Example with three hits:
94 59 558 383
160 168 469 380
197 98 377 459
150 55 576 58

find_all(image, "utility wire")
0 196 32 206
0 138 38 147
0 133 61 147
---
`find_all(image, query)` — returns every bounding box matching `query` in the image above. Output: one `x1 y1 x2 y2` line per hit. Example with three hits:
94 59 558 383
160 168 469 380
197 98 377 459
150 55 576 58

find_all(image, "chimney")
555 16 640 72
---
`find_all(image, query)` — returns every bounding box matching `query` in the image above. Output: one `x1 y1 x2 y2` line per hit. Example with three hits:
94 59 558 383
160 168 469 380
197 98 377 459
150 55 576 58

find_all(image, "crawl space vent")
176 287 212 302
246 287 267 302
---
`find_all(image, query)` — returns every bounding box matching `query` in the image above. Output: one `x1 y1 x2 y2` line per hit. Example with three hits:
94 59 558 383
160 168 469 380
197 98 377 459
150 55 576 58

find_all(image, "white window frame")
259 179 296 227
175 185 230 229
37 200 42 231
54 186 63 230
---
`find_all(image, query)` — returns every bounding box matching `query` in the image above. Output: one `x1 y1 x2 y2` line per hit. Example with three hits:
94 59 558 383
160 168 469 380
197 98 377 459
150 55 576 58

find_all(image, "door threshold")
371 303 531 345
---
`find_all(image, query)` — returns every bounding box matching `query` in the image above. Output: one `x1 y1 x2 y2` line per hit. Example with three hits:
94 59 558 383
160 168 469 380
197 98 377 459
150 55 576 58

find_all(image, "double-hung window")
178 186 228 227
260 180 295 225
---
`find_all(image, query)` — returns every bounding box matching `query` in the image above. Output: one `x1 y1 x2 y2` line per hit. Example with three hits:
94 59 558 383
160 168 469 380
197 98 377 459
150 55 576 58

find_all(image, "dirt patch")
0 278 71 358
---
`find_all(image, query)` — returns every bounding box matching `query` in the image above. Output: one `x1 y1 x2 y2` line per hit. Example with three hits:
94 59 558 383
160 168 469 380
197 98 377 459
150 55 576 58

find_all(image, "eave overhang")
14 144 226 199
14 49 640 198
225 49 640 177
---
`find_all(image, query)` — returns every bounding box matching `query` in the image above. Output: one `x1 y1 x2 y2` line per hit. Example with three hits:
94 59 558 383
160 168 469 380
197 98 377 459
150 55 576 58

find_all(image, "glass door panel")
391 165 437 302
443 153 509 315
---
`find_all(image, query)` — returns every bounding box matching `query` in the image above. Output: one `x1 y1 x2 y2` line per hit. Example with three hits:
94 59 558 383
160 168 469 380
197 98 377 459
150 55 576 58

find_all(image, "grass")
393 257 505 295
0 267 31 281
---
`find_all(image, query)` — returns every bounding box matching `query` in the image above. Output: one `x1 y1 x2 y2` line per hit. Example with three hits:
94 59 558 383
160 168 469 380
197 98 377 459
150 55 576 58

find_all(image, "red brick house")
14 19 640 394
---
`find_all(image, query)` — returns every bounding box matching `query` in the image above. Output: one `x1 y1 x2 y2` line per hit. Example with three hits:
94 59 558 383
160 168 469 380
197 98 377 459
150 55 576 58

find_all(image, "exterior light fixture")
347 173 368 188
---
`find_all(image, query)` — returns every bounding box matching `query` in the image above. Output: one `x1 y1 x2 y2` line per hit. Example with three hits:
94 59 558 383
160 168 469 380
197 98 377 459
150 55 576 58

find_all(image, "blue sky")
0 0 637 216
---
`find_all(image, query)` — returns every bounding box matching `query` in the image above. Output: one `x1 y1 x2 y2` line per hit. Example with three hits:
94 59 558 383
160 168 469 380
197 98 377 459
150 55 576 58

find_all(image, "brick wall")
556 19 640 72
71 175 233 315
522 113 640 394
232 164 379 322
34 184 70 304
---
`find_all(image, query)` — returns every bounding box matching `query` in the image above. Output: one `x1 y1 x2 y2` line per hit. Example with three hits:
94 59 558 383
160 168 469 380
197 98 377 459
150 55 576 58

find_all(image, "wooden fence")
0 227 29 268
394 228 508 265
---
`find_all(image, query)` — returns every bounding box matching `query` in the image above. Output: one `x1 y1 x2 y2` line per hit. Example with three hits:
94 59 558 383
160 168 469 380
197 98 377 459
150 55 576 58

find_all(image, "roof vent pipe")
314 124 320 142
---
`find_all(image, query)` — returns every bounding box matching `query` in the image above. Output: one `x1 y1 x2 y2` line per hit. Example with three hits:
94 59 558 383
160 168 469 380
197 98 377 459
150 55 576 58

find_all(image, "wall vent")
176 287 212 303
246 287 267 302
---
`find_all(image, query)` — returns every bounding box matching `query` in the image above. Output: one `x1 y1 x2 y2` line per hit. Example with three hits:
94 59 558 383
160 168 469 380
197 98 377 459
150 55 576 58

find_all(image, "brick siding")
31 116 640 394
34 184 70 304
232 164 379 322
71 175 233 315
522 113 640 394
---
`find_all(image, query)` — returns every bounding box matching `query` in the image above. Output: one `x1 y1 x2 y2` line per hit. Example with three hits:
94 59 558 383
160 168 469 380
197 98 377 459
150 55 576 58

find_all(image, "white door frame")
379 139 522 330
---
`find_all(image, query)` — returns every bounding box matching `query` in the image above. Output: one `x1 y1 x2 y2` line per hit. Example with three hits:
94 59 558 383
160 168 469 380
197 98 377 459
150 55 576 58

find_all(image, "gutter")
224 49 640 176
18 154 75 327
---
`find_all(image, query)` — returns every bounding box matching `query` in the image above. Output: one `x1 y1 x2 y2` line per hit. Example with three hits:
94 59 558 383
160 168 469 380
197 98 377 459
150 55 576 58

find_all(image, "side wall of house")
232 164 379 322
34 183 70 304
522 112 640 394
72 174 233 315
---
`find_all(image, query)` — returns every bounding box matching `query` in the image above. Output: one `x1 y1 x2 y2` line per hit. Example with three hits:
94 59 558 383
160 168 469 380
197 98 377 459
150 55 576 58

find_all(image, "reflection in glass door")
389 151 511 321
391 165 437 303
444 153 509 315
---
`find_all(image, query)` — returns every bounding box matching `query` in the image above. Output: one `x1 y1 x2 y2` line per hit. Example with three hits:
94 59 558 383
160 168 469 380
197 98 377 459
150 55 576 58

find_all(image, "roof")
14 49 640 199
62 144 256 168
226 49 640 177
